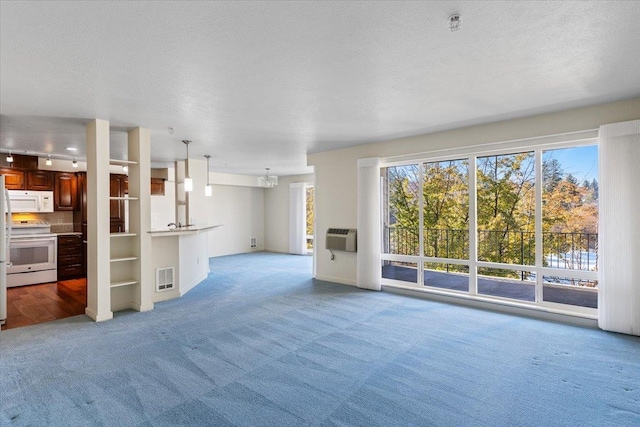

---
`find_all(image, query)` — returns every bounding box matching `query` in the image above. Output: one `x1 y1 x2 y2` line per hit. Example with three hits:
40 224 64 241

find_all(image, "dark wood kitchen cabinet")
0 168 25 189
150 177 165 195
73 172 88 277
54 172 78 211
57 234 84 280
0 154 38 170
74 172 88 224
110 173 127 232
26 170 54 191
1 169 54 191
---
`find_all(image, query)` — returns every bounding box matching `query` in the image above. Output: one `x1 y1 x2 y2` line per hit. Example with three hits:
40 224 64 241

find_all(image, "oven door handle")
10 237 57 245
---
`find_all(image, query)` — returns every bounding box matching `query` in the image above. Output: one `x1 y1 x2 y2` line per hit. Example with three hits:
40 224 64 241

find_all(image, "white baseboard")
180 272 208 296
85 307 113 322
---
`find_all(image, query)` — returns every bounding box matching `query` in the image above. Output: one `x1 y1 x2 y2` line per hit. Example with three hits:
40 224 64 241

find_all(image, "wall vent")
156 267 175 292
250 237 257 248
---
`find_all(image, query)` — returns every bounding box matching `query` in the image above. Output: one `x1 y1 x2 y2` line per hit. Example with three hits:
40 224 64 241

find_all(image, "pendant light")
183 140 193 192
204 155 212 197
6 151 13 164
45 155 52 166
72 158 78 168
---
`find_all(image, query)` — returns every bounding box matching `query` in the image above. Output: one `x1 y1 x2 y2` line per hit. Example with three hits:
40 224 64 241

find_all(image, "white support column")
85 119 113 322
357 157 381 291
598 119 640 336
128 128 153 312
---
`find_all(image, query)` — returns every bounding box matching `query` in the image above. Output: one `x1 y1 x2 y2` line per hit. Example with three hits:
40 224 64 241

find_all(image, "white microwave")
5 190 54 213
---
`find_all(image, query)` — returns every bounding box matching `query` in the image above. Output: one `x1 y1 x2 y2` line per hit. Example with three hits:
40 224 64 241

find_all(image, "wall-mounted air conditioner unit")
326 228 357 252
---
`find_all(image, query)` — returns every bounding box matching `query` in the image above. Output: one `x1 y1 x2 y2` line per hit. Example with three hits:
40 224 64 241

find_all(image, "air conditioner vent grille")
156 266 175 292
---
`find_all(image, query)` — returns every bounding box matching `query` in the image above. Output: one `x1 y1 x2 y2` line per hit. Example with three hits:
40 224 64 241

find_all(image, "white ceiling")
1 1 639 176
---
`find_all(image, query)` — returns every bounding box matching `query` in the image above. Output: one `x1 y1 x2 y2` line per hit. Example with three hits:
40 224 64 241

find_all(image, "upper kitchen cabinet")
150 177 165 195
0 153 38 169
110 173 127 232
54 172 78 211
0 168 25 189
1 169 54 191
26 170 54 191
75 172 87 224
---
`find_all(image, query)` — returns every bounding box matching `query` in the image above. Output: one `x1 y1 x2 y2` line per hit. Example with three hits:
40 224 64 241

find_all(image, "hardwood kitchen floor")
2 278 87 330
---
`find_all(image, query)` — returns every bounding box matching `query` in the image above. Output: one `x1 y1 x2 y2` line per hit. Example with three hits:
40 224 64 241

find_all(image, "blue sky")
543 145 598 183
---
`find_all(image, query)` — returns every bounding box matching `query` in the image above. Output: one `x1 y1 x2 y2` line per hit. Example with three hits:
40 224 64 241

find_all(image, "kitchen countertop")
148 224 223 236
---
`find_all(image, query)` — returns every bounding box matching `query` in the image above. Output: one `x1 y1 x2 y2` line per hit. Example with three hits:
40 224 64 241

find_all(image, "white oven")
7 223 57 287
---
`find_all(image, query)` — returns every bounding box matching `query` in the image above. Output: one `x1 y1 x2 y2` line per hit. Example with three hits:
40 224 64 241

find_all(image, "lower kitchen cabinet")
57 234 84 280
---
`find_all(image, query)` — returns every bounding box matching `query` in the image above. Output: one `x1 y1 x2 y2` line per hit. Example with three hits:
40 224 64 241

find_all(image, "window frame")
380 133 599 317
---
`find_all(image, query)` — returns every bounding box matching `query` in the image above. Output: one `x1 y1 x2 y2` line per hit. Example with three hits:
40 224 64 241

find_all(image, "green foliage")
306 186 314 249
384 149 599 277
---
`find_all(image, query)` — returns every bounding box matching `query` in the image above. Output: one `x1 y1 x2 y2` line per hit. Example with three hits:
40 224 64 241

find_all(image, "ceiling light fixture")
66 147 77 152
259 168 278 189
183 140 193 192
6 151 13 164
72 158 78 168
45 155 52 166
448 14 461 32
204 155 212 197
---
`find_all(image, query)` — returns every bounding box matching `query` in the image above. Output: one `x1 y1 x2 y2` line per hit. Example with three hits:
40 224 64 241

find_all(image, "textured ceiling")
1 1 640 176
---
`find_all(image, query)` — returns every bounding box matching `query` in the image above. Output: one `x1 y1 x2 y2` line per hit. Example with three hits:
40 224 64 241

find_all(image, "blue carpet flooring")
1 252 639 426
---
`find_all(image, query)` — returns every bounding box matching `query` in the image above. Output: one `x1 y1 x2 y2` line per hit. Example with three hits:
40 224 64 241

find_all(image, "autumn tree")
306 186 314 249
476 152 536 269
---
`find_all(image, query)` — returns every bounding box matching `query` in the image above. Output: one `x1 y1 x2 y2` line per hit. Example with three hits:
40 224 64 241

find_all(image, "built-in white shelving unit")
86 122 152 322
107 129 152 313
110 233 138 237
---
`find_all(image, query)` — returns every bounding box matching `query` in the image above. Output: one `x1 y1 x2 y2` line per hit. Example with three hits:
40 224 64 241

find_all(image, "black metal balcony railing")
385 226 598 272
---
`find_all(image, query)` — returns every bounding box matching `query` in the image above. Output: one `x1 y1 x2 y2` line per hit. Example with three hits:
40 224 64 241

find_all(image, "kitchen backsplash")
11 211 75 227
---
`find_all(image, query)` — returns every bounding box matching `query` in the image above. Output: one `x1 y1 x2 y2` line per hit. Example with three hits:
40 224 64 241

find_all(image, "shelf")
110 280 139 288
110 233 138 237
109 159 139 166
110 256 139 263
109 196 139 201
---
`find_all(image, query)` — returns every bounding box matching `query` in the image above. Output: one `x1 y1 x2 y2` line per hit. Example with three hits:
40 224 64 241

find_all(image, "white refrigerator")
1 175 11 325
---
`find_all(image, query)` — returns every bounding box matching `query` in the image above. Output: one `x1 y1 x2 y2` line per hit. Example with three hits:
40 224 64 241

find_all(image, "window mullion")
535 150 543 303
418 162 425 286
469 156 478 295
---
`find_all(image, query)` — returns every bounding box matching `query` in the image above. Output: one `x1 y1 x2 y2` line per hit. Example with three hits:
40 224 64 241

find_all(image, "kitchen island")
149 224 222 303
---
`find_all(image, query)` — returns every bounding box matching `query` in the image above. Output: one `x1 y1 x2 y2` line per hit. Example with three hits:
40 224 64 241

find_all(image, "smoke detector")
449 14 461 32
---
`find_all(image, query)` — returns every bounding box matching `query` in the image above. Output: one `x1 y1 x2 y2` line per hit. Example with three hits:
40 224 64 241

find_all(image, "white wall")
308 97 640 286
150 168 176 230
264 173 314 253
179 232 209 295
207 184 265 257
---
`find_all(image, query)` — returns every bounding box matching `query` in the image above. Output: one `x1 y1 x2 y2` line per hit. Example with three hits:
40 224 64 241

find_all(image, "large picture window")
381 141 598 314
